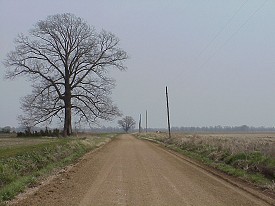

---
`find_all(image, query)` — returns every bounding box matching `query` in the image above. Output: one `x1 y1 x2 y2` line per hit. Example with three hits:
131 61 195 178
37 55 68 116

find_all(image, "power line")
195 0 249 60
170 1 251 84
198 0 268 70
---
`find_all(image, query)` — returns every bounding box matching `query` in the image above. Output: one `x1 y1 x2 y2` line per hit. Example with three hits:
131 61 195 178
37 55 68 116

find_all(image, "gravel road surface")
12 134 274 206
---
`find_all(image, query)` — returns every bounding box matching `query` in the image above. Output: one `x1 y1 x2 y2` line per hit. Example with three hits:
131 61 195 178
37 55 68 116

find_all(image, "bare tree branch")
4 13 128 136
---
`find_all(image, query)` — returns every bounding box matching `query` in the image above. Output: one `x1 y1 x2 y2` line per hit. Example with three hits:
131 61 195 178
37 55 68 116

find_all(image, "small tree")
118 116 136 133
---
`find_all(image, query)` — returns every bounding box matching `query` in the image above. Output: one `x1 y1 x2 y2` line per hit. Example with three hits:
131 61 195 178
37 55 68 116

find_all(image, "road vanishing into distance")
12 134 274 206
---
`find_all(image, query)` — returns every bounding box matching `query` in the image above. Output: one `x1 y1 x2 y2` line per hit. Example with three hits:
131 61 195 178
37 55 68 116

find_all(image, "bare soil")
10 134 275 206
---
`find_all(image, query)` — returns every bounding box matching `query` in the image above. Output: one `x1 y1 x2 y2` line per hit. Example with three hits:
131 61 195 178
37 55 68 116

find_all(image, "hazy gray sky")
1 0 275 128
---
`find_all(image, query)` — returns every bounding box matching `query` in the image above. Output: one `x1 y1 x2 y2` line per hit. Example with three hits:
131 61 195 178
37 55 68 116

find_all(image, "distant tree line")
2 125 275 136
86 125 275 133
170 125 275 133
87 127 123 133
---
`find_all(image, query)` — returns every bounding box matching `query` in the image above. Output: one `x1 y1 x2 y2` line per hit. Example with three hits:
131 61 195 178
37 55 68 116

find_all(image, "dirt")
10 134 275 206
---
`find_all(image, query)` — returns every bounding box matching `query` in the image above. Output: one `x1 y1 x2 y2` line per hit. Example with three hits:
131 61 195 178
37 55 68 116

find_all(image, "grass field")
0 135 56 149
175 133 275 157
136 132 275 191
0 133 116 203
0 134 62 160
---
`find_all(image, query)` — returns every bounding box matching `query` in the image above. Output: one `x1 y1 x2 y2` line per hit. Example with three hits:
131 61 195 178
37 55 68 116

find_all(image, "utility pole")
166 86 171 138
146 110 148 133
139 114 142 133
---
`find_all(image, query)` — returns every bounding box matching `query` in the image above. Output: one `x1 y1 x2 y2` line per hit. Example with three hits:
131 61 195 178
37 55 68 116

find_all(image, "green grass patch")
0 176 36 201
0 134 117 203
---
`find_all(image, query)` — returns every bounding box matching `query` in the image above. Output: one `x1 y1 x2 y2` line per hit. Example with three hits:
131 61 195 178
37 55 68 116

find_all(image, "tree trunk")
63 104 72 137
63 80 72 137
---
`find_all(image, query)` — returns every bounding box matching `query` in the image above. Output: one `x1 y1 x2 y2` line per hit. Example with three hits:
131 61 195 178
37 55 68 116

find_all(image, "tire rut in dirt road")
12 134 274 206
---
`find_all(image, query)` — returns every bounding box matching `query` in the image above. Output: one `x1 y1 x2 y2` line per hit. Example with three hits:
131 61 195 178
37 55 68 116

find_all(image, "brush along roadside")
135 133 275 194
0 134 117 203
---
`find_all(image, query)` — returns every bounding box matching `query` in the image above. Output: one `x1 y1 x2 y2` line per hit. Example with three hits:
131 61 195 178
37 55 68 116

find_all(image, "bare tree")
118 116 136 133
4 13 128 136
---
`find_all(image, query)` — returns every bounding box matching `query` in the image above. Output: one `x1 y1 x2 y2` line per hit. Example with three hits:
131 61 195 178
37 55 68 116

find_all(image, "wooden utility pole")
139 114 142 133
146 110 148 133
166 86 171 138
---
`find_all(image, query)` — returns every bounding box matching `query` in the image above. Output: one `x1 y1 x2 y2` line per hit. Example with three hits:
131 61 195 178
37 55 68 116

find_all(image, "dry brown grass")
137 132 275 191
147 132 275 157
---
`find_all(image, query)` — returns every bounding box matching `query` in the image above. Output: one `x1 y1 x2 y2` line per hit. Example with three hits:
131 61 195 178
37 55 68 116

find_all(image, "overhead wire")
166 0 269 127
195 0 249 61
197 0 269 70
170 0 251 84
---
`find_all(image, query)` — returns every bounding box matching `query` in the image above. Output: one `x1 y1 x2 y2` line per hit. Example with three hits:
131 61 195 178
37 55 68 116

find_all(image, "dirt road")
12 134 274 206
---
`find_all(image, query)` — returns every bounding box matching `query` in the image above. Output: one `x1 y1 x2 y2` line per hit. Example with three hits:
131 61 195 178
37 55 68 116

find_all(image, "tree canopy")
4 13 128 136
